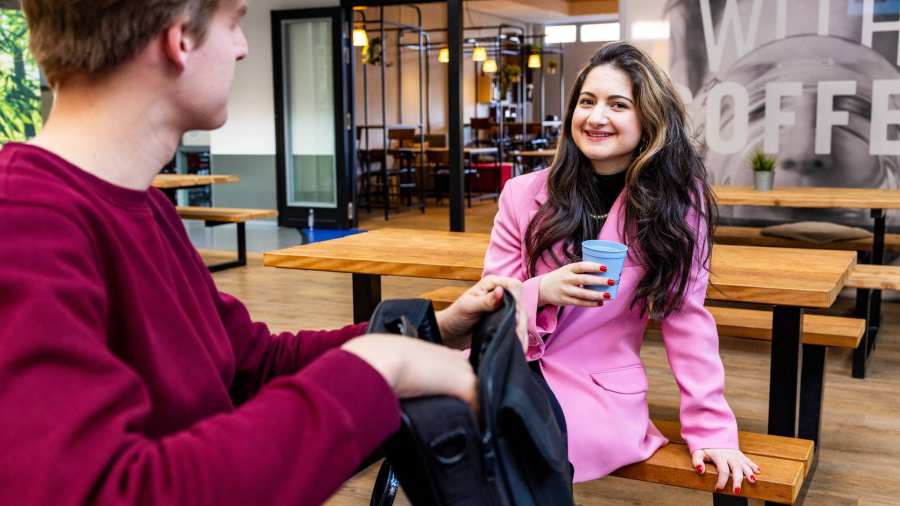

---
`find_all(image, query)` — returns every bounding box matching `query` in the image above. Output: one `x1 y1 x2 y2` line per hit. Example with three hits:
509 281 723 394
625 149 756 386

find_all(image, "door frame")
272 7 354 229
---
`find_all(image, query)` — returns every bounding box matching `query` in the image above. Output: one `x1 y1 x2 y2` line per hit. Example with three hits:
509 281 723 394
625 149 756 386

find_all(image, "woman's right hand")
538 261 614 307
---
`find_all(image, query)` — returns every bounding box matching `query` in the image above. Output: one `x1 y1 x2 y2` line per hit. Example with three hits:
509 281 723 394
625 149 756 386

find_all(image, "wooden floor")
206 201 900 506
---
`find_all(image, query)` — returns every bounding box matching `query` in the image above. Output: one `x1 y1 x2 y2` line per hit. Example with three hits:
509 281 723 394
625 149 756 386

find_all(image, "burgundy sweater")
0 143 400 505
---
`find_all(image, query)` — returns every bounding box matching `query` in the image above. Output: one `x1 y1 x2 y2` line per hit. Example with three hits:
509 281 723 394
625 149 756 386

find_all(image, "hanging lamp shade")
528 53 541 69
482 59 498 73
438 47 449 63
352 28 369 47
472 46 487 62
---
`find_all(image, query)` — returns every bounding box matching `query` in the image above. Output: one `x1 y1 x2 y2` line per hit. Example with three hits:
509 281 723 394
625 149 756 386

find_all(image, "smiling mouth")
584 130 614 141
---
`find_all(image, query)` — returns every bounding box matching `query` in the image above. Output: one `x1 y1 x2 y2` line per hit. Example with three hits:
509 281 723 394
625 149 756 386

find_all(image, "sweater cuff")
299 349 400 458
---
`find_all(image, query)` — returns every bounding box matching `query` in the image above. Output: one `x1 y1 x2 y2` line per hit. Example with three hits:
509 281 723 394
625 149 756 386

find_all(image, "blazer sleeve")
659 209 740 454
482 177 559 356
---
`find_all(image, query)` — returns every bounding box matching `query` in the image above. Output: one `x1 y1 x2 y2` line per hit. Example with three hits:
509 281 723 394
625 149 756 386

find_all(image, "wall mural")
0 8 42 144
623 0 900 227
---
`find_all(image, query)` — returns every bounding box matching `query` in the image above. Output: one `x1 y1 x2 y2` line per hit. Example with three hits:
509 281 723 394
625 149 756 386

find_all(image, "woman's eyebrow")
609 94 634 104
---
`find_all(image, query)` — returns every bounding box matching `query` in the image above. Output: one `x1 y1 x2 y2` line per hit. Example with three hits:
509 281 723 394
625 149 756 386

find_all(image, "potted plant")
750 151 776 191
546 60 558 75
499 63 522 99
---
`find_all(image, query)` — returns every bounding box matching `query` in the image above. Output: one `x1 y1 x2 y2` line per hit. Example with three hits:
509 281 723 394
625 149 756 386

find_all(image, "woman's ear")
162 17 193 72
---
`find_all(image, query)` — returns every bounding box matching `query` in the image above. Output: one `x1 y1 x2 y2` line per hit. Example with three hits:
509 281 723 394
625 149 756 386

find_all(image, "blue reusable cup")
582 239 628 299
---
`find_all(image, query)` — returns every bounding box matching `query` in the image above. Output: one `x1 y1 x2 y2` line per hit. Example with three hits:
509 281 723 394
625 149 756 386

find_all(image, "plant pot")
753 170 774 191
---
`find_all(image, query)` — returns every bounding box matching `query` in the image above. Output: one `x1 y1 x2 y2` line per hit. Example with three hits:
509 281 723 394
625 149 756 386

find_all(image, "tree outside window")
0 8 42 144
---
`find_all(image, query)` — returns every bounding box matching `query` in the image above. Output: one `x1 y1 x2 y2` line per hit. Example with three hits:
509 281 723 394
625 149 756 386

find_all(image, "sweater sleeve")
0 204 400 506
482 178 558 358
217 291 369 402
659 209 739 454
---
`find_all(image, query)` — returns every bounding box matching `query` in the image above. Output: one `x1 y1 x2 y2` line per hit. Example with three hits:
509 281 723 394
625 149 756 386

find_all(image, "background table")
152 174 240 205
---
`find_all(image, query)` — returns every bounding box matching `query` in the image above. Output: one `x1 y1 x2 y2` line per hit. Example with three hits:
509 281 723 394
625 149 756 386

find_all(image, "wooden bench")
598 419 813 504
176 207 277 271
843 263 900 377
714 225 900 253
421 286 863 349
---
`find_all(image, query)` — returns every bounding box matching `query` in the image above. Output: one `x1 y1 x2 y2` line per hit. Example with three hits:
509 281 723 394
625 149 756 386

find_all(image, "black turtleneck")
591 170 627 223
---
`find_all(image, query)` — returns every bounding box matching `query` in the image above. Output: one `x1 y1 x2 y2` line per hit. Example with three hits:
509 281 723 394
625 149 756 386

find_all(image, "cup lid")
582 239 628 254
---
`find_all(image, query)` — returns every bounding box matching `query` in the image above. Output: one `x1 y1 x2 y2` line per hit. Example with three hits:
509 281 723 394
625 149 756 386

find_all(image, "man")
0 1 524 504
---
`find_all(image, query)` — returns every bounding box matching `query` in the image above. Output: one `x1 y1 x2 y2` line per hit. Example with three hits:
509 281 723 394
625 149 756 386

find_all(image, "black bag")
367 293 574 506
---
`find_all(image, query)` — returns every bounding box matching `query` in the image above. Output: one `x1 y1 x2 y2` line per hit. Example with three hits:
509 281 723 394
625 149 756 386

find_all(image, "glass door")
272 8 353 229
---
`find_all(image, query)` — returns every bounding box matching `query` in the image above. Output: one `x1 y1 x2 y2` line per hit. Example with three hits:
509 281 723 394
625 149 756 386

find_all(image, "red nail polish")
750 474 756 482
603 292 611 299
607 279 615 286
734 487 741 495
695 465 704 474
599 265 607 272
715 487 724 493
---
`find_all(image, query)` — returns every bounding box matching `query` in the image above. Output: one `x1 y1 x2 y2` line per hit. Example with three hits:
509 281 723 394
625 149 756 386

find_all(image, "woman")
483 42 759 494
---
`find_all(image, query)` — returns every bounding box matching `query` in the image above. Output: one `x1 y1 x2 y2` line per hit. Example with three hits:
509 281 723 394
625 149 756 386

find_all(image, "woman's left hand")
435 275 527 350
692 448 761 495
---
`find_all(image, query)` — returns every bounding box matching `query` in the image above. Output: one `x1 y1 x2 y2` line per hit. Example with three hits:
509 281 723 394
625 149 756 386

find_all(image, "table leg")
869 208 885 343
853 286 872 378
352 273 382 324
162 188 177 206
712 494 747 505
798 344 826 445
768 305 804 438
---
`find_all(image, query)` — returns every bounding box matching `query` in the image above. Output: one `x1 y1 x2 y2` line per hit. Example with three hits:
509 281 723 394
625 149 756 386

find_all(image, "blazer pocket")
590 365 649 394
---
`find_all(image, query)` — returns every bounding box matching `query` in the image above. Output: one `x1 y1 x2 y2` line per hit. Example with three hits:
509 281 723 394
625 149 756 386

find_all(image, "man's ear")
162 17 194 72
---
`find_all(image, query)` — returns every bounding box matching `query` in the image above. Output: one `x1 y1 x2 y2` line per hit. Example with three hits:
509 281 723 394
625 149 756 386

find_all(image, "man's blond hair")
21 0 221 86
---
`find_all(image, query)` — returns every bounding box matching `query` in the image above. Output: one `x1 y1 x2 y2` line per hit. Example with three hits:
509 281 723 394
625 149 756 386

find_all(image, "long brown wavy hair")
524 41 717 319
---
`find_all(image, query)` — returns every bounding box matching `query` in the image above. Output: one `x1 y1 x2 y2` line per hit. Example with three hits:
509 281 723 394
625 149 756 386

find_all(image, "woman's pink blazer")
482 169 739 482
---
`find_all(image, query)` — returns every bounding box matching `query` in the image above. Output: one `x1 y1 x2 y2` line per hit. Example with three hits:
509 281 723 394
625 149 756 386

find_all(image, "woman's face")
571 64 642 175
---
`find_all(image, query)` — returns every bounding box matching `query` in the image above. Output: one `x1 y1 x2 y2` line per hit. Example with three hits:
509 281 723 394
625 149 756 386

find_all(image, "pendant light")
482 59 497 73
472 46 487 62
438 47 449 63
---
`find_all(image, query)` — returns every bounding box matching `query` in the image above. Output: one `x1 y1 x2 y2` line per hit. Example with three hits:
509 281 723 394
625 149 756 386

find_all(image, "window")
580 22 620 42
544 24 576 44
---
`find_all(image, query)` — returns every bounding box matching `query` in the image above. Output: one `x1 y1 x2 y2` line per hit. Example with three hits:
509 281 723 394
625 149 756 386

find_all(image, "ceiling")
466 0 618 24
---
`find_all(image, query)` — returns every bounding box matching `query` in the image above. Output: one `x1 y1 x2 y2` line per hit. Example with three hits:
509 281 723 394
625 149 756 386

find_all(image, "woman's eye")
579 98 594 106
611 102 628 109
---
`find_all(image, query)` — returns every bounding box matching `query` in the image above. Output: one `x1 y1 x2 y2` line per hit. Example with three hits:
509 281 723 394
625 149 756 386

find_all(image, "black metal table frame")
162 188 249 272
852 208 885 378
349 273 828 506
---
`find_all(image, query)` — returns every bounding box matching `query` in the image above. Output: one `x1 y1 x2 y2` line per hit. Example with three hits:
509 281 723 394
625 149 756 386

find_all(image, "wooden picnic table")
151 174 240 189
152 174 240 206
264 227 856 456
714 185 900 378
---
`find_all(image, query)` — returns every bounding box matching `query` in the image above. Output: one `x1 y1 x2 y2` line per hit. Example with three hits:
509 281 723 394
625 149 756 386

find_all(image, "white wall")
211 0 340 156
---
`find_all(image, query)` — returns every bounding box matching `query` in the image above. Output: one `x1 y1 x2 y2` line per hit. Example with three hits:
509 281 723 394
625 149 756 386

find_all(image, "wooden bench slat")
846 264 900 290
607 441 804 504
422 286 863 349
714 225 900 252
176 206 278 223
652 420 814 477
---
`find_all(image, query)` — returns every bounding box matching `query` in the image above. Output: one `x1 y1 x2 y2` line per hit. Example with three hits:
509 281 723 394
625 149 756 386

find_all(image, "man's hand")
435 275 528 351
341 334 478 408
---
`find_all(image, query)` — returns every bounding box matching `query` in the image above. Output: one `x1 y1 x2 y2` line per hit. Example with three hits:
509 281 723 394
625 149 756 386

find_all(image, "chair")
426 149 480 207
469 117 495 147
386 128 424 211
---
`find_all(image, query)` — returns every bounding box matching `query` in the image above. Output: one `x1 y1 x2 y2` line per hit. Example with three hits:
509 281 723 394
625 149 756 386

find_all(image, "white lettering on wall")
701 0 761 72
764 81 802 153
862 0 900 65
815 80 856 154
706 81 750 154
870 79 900 155
818 0 830 36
